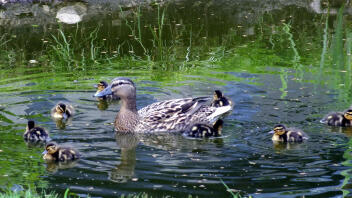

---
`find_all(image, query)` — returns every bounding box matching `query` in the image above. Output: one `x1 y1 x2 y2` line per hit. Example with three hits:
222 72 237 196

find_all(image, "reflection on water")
110 133 139 183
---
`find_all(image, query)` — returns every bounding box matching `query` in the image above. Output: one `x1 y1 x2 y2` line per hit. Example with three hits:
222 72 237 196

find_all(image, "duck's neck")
120 96 137 113
115 96 139 132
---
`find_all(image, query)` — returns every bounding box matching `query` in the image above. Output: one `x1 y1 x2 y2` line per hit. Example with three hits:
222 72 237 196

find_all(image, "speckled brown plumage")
94 77 233 133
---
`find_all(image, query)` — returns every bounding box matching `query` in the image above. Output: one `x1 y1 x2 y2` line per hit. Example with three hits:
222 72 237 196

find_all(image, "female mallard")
51 102 74 119
184 119 223 138
271 124 308 142
42 142 80 162
94 77 233 133
23 120 49 142
320 108 352 127
95 81 119 100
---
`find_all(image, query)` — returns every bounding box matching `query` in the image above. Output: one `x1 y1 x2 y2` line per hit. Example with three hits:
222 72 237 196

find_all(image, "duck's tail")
208 105 232 122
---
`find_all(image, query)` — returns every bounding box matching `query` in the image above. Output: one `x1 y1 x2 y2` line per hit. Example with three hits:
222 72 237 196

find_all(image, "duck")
23 120 49 142
51 102 74 120
320 108 352 127
94 77 233 133
95 81 119 100
42 142 80 162
211 90 232 107
271 124 308 142
184 119 223 138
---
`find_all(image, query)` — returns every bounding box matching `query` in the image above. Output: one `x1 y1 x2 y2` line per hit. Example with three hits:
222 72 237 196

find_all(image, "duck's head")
213 90 223 100
27 120 35 131
94 77 135 99
42 142 59 155
95 81 109 95
273 124 287 136
344 109 352 120
55 103 67 114
212 90 232 107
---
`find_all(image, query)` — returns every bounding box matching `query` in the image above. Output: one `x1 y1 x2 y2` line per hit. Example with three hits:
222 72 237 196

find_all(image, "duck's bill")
94 86 112 97
93 84 98 88
268 130 275 134
42 150 48 155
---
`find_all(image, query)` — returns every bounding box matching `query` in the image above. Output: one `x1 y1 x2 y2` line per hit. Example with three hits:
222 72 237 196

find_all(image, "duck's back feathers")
58 147 80 161
23 121 49 142
137 97 230 133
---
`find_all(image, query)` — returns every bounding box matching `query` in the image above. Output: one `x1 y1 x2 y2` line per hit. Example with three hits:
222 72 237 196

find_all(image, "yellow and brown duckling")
211 90 232 107
23 120 49 142
321 108 352 127
51 102 74 120
95 81 119 100
271 124 308 142
42 142 80 162
184 119 223 138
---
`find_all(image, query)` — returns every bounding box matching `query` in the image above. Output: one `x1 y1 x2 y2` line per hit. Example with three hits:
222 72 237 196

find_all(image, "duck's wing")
138 97 211 131
138 97 211 119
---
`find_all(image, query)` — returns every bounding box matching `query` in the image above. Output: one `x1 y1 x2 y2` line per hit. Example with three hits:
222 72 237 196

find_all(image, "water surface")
1 0 352 197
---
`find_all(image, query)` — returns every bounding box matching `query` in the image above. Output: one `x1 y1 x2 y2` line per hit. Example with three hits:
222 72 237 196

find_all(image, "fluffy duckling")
321 108 352 127
184 119 223 138
42 142 80 162
211 90 232 107
23 120 49 142
51 102 74 119
271 124 308 142
95 81 119 100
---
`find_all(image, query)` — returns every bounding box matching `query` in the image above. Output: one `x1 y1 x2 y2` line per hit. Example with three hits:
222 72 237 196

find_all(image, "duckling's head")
213 90 223 100
95 81 109 93
44 142 59 155
55 103 67 114
27 120 35 130
273 124 287 136
94 77 135 99
344 109 352 120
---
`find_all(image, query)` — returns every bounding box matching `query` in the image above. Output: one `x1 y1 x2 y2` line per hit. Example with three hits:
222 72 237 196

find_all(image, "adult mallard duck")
184 119 223 138
320 108 352 127
23 120 49 142
94 77 233 133
271 124 308 142
42 142 80 162
51 102 74 120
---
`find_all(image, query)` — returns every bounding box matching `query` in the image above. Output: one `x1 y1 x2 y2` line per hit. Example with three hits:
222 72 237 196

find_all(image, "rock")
56 3 87 24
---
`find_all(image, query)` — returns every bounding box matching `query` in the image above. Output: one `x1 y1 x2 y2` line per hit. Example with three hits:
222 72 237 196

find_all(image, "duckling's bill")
94 86 112 97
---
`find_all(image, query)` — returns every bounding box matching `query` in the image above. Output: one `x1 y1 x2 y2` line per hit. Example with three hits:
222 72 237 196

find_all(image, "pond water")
1 0 352 197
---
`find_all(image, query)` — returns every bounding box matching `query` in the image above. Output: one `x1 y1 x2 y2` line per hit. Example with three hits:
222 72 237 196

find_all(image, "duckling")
51 102 74 120
94 77 233 133
211 90 232 107
321 108 352 127
271 124 308 142
42 142 80 162
184 119 223 138
23 120 49 142
95 81 119 100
